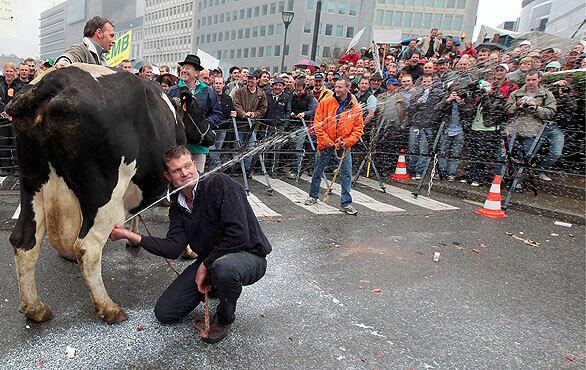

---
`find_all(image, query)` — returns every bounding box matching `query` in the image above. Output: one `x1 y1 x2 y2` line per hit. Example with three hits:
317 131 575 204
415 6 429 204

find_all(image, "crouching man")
109 145 271 343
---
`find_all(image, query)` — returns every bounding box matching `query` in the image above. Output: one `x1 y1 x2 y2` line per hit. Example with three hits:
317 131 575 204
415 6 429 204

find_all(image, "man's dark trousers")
154 251 267 325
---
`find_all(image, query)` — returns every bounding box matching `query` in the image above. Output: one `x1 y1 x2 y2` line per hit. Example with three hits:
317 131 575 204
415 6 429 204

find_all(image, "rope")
323 148 347 204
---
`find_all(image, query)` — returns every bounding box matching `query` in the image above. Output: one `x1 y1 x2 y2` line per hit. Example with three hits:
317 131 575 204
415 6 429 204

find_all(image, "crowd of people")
1 15 585 344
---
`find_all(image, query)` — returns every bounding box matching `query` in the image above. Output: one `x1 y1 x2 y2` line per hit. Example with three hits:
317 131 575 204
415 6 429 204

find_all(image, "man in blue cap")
312 73 333 102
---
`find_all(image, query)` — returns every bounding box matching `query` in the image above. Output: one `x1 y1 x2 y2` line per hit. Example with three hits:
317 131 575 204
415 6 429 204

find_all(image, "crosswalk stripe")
0 176 6 186
247 193 282 219
357 178 459 211
299 174 404 212
12 204 21 220
252 175 340 215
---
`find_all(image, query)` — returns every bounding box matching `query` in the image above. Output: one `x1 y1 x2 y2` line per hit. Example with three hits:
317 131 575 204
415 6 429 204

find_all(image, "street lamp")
280 11 294 72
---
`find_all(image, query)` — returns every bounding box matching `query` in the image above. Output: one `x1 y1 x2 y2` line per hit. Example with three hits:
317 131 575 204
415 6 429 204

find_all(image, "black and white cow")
6 63 209 324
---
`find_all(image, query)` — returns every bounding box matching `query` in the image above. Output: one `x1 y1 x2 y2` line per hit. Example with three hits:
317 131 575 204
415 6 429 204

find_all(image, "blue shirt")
446 101 463 136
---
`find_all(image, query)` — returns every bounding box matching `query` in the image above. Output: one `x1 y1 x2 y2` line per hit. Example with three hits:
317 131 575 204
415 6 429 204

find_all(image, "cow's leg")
76 159 138 324
12 190 53 322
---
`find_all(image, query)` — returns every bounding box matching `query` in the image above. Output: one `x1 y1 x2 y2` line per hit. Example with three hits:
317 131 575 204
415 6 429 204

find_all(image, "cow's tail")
171 97 187 145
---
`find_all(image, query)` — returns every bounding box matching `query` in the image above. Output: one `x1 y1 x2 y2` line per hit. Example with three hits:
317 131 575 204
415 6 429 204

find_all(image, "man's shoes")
201 322 231 344
537 173 552 181
447 176 456 182
471 181 480 187
304 197 318 205
412 174 422 180
287 171 297 180
340 204 358 215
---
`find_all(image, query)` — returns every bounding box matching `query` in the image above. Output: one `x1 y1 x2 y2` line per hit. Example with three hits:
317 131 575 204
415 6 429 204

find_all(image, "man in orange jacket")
305 77 364 215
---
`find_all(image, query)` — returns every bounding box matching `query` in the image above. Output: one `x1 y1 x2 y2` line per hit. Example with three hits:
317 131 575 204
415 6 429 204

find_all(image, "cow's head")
177 87 216 147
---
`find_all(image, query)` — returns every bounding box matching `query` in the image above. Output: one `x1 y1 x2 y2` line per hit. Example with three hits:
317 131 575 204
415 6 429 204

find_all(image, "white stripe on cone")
483 199 502 210
489 184 501 194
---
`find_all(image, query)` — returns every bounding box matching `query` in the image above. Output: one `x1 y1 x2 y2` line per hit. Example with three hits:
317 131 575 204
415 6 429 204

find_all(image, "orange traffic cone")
391 149 411 181
475 175 508 218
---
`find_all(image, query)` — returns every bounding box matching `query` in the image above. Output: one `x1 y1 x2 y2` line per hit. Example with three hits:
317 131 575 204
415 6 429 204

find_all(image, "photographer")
463 73 508 187
505 70 557 181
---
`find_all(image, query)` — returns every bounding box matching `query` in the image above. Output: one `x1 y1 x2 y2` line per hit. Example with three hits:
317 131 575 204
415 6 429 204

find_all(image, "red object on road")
475 175 508 218
391 150 410 181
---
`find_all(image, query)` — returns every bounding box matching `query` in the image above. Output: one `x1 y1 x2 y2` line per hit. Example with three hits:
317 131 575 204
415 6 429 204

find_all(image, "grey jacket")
57 37 107 65
506 85 557 138
376 92 407 128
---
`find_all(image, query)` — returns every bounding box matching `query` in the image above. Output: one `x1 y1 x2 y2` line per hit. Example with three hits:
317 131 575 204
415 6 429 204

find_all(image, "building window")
384 11 393 26
244 48 249 58
393 11 402 28
219 32 223 41
287 0 294 10
457 0 466 8
432 13 442 28
260 25 266 36
237 49 242 58
245 28 251 38
277 23 284 34
301 44 309 55
423 13 432 29
346 26 354 38
278 1 285 12
275 45 281 56
262 4 268 15
253 27 258 37
413 12 422 28
442 14 452 30
231 30 236 40
284 44 289 55
405 0 414 5
230 49 235 58
240 9 245 19
349 4 358 16
327 0 335 13
335 25 344 37
268 24 275 35
425 0 433 6
446 0 455 8
254 6 260 17
270 3 276 14
415 0 424 5
259 47 264 57
267 46 273 57
453 14 463 30
304 20 312 33
375 10 383 25
238 29 243 39
435 0 445 8
338 2 346 15
403 12 412 28
251 47 257 57
306 0 315 10
246 8 252 18
325 24 333 35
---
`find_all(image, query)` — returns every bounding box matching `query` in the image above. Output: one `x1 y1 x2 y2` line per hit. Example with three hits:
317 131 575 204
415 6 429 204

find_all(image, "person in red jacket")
338 48 360 65
459 40 477 58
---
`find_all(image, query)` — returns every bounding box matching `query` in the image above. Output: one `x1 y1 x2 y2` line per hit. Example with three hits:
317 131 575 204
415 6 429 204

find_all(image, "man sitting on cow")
110 145 271 343
55 16 116 67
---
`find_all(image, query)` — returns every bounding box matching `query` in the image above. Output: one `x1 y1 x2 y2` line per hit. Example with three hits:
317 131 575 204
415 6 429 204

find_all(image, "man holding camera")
506 70 557 179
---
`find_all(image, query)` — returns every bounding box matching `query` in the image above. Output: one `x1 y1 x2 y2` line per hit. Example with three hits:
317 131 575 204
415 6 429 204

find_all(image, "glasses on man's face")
169 161 194 176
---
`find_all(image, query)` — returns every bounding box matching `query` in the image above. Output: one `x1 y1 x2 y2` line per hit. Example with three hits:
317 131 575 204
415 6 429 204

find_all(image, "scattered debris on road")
433 252 441 262
554 221 572 228
65 346 76 359
511 234 540 248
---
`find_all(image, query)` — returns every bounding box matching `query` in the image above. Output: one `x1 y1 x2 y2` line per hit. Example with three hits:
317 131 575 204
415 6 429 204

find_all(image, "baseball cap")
496 63 510 72
333 72 341 80
370 72 383 80
520 40 532 47
434 58 447 64
314 73 324 80
246 70 259 78
272 77 286 85
385 77 401 86
545 61 561 70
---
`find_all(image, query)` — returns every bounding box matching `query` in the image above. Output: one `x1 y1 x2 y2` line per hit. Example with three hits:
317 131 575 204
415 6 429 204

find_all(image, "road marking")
0 176 6 186
12 204 21 220
357 177 459 211
300 174 404 212
252 176 340 215
247 192 281 219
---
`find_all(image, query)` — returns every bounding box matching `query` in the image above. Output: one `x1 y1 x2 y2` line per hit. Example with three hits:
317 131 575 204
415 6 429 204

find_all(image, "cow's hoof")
100 305 128 324
21 303 54 323
181 247 198 260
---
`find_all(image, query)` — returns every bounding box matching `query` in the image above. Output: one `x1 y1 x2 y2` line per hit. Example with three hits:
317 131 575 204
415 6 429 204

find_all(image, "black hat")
178 54 204 71
435 58 447 64
333 72 341 80
314 73 324 80
371 72 383 80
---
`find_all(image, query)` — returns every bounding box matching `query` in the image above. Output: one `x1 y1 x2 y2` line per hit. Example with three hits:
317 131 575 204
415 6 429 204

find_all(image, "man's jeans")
237 130 257 172
408 127 433 176
438 132 464 177
519 123 564 170
309 147 353 207
209 129 227 169
154 252 267 325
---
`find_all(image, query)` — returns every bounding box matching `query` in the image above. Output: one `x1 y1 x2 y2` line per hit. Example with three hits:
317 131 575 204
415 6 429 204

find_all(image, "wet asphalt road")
0 177 584 369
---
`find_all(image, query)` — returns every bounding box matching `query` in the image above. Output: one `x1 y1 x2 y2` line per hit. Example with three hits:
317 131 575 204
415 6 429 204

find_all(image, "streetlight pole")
281 11 294 72
310 0 322 61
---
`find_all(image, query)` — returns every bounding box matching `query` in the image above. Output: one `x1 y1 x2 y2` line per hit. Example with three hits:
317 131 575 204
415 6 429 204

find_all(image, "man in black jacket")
110 145 271 344
209 75 236 169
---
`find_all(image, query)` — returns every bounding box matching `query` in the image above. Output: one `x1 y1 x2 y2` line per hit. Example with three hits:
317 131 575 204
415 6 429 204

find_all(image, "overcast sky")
1 0 522 59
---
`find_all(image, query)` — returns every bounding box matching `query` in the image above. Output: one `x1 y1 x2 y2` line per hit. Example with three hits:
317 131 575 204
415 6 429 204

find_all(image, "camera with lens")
522 101 531 109
560 86 571 94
